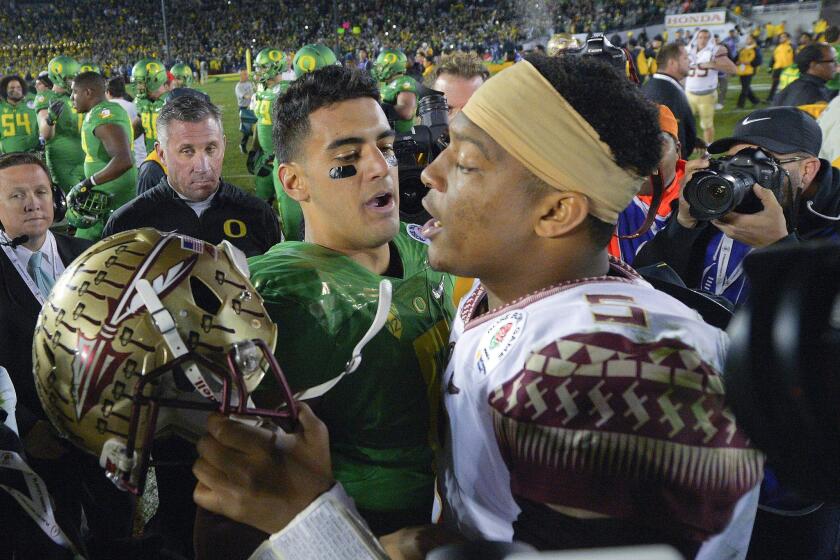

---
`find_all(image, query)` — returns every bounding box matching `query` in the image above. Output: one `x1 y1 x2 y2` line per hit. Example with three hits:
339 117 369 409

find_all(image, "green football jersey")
249 224 454 522
253 81 290 202
381 75 419 133
136 93 168 153
78 100 137 240
0 95 39 153
34 90 85 191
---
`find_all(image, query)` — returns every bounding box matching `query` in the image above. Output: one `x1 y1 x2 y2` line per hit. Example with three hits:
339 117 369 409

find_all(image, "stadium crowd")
0 0 839 559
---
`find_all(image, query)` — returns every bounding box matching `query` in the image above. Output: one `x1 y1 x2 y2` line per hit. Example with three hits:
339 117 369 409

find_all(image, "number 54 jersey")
437 258 764 545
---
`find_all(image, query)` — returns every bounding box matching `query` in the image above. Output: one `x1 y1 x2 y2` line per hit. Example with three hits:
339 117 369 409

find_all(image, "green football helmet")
47 55 80 91
66 184 113 229
131 58 169 97
253 48 286 84
79 62 102 74
292 44 338 78
170 62 194 86
372 49 408 83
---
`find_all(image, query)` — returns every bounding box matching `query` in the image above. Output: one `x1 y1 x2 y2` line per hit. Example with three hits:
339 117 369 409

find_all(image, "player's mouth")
421 199 443 239
364 191 395 213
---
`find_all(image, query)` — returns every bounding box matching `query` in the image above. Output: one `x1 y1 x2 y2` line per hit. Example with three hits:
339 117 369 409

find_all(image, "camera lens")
398 166 431 224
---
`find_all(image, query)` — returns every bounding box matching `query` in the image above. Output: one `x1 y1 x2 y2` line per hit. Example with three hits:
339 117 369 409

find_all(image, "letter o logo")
268 50 282 62
146 62 161 73
223 219 247 238
298 55 316 72
384 53 398 64
53 62 63 74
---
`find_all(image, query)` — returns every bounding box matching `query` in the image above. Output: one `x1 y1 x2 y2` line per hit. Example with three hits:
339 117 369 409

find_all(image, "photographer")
635 106 840 307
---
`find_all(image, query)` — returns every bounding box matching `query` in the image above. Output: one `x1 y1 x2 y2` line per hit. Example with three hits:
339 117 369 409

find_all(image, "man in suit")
0 152 133 556
642 42 698 158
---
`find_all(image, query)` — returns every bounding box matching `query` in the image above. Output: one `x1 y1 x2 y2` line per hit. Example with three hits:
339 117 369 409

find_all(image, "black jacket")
772 73 832 109
0 233 91 437
642 73 697 158
635 160 840 294
103 178 281 257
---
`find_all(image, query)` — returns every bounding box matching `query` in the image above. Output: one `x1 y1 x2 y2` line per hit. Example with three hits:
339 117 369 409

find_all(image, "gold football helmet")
33 229 296 494
547 33 581 56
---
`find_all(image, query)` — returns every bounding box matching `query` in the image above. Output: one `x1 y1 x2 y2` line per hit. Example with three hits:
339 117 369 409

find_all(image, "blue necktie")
27 251 55 295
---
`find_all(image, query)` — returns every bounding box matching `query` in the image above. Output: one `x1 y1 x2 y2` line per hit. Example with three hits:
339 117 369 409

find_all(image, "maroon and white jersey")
435 260 763 544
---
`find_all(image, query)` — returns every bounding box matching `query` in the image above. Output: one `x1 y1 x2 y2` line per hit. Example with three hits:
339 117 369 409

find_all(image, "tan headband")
461 60 644 224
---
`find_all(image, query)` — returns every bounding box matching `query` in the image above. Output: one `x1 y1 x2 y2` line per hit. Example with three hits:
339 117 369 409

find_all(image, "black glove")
256 154 274 178
46 100 65 126
246 147 262 175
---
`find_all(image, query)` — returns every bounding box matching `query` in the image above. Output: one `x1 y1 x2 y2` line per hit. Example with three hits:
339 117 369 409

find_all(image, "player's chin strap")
136 278 234 404
294 279 393 401
618 168 664 239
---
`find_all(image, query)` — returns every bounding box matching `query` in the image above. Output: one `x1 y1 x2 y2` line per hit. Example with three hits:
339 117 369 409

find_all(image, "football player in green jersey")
131 58 170 153
68 72 136 240
0 75 39 153
170 62 194 88
35 55 85 192
373 48 420 133
270 43 340 240
243 65 454 536
248 47 288 205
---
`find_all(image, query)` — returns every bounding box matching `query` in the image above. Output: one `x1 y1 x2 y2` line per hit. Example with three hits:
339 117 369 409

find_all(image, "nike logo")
742 116 771 125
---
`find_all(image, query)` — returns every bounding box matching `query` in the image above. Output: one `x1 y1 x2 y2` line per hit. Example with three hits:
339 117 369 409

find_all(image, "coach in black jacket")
642 42 697 158
102 93 281 257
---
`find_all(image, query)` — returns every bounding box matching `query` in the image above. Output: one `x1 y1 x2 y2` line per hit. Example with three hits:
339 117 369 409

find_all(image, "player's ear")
534 190 590 239
279 162 309 203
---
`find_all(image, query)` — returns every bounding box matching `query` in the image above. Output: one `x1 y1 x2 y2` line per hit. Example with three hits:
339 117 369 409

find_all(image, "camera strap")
618 168 664 239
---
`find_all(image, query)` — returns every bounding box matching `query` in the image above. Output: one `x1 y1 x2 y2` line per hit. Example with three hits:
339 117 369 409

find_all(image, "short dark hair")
0 152 51 182
524 54 661 247
73 71 106 93
36 72 53 89
657 42 684 68
0 75 25 98
157 93 223 146
273 65 380 163
107 76 127 98
826 26 840 44
797 42 833 73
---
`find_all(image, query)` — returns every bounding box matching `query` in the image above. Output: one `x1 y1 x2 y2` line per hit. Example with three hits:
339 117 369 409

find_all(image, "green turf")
204 80 256 194
206 59 775 192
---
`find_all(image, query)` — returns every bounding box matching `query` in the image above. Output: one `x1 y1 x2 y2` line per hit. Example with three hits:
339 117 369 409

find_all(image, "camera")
561 34 628 73
389 91 449 224
683 147 786 221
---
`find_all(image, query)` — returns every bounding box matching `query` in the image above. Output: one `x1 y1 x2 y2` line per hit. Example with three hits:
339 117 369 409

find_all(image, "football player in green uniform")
269 43 339 240
248 47 288 205
131 58 170 154
35 55 85 192
373 48 419 133
0 75 39 153
247 64 454 536
68 72 136 240
170 62 194 88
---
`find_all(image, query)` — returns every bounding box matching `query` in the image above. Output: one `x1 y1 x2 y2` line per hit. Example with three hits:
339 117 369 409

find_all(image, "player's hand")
712 184 789 248
47 100 65 125
68 178 94 206
193 403 334 536
380 526 465 560
23 420 68 460
676 157 711 229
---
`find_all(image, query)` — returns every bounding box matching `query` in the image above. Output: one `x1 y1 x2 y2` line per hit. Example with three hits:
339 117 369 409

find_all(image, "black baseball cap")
707 107 822 157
